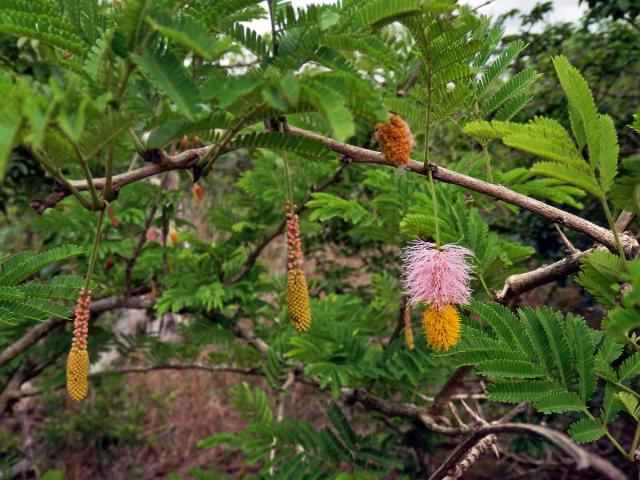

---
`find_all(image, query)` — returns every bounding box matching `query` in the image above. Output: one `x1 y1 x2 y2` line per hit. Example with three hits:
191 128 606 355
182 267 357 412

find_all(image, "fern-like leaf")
568 418 607 444
565 314 596 401
535 392 584 414
230 132 334 160
487 381 560 403
0 245 85 286
131 47 202 120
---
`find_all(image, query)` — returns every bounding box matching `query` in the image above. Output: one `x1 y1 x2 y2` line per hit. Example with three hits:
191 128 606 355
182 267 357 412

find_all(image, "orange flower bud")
193 183 204 201
374 113 414 167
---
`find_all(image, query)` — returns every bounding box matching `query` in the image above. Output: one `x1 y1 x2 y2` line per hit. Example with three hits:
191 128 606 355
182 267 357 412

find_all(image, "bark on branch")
495 211 636 303
427 423 626 480
30 127 637 259
284 125 637 255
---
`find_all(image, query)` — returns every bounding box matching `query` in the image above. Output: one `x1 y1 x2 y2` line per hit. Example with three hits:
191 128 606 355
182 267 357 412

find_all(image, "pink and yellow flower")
401 240 473 351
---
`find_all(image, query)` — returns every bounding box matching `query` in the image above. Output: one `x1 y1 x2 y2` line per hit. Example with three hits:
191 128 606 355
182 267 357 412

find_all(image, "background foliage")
0 0 638 478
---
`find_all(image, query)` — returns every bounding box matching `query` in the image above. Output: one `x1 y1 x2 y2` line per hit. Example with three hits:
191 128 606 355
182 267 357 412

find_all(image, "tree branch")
428 366 473 416
30 126 637 259
427 423 626 480
91 363 260 378
495 211 636 304
30 146 212 214
283 125 637 255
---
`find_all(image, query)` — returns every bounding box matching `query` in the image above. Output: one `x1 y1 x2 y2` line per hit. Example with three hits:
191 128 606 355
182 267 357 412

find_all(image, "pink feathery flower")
402 241 473 310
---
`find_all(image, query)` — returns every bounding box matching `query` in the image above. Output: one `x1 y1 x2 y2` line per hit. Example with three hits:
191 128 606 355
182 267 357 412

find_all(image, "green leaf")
503 134 586 171
480 67 540 118
530 162 603 198
0 245 86 286
147 15 219 60
565 314 596 401
616 392 640 420
0 108 22 181
601 383 621 423
302 82 355 142
117 0 152 51
476 359 546 378
595 337 624 371
535 391 584 414
568 418 607 444
229 383 273 423
493 94 534 122
610 156 640 213
355 0 442 30
217 20 268 57
0 9 86 55
307 193 373 225
0 286 24 301
594 114 618 193
536 308 572 389
80 112 132 159
476 40 527 94
576 250 623 308
487 381 559 403
604 306 640 340
327 403 358 450
618 352 640 383
230 132 334 160
131 47 202 120
552 56 599 166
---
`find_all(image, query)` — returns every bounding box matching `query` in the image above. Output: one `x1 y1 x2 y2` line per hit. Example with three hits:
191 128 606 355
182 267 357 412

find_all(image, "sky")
250 0 587 33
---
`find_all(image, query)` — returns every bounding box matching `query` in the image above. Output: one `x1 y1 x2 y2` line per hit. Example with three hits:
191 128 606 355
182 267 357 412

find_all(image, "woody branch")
31 127 637 258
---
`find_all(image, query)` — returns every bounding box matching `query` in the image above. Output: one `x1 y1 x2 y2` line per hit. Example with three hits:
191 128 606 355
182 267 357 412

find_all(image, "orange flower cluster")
285 201 311 332
374 113 414 167
422 305 460 351
66 288 92 401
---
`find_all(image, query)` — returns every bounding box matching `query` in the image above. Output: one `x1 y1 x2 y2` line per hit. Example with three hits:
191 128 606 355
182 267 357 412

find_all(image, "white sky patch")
249 0 587 34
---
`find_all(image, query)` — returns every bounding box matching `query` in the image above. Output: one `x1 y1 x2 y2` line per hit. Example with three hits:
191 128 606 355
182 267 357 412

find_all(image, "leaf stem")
599 374 640 399
482 142 493 183
601 199 628 270
105 143 114 201
584 410 627 459
283 153 294 203
629 423 640 461
267 0 278 57
33 151 94 210
426 168 441 248
607 432 629 459
61 130 101 209
84 208 106 290
199 106 264 175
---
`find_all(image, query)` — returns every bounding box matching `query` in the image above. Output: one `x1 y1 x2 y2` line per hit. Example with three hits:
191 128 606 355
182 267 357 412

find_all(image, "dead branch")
428 366 473 416
495 211 636 303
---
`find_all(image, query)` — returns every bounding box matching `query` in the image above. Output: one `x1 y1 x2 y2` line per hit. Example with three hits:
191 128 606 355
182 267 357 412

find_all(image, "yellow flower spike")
287 269 311 332
422 305 460 351
66 346 90 401
403 308 414 350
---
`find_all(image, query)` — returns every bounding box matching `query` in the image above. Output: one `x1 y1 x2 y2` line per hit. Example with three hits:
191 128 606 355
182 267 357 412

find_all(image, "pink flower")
402 241 473 310
145 227 162 243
